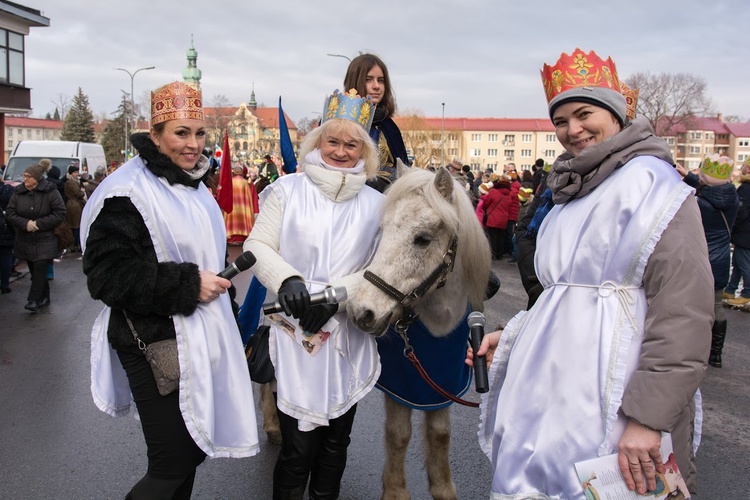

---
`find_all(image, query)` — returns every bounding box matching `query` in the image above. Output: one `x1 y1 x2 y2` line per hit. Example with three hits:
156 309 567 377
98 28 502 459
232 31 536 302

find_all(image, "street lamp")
115 65 155 161
326 53 351 62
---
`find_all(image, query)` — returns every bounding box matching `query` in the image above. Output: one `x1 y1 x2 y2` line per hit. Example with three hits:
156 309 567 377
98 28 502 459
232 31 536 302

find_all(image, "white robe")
479 157 695 498
80 157 259 459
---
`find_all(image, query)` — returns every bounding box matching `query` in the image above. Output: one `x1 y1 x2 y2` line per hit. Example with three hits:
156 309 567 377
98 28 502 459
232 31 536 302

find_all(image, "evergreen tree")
53 108 60 121
60 87 95 142
101 95 129 165
44 112 52 120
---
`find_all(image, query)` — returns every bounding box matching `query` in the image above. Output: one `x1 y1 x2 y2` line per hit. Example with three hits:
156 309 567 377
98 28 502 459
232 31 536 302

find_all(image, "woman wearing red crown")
80 81 259 498
469 49 713 498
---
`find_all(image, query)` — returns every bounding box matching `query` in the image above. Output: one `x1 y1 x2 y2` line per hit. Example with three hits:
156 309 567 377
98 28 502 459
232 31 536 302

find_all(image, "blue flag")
279 96 298 174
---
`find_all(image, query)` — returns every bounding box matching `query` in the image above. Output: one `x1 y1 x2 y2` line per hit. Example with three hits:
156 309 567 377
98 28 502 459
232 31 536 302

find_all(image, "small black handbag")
245 325 274 384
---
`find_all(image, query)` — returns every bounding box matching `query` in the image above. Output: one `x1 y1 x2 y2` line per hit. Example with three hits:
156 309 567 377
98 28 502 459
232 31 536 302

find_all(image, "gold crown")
322 88 374 131
151 81 204 126
700 154 733 180
540 48 622 105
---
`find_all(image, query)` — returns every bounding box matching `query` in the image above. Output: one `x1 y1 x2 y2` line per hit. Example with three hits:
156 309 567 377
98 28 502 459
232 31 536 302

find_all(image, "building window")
470 149 481 156
487 148 498 157
688 146 701 155
689 131 702 140
471 133 482 141
488 133 498 142
504 134 515 145
26 129 31 138
0 29 25 86
432 132 441 141
705 132 713 140
504 150 514 160
739 140 750 147
7 139 12 148
36 129 41 137
447 133 457 141
521 149 532 158
665 137 675 145
546 134 556 142
739 154 748 162
522 134 532 142
544 149 556 157
449 148 458 156
17 128 21 135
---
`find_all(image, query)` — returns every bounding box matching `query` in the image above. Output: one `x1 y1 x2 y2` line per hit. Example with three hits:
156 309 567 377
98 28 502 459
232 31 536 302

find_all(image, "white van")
2 140 106 185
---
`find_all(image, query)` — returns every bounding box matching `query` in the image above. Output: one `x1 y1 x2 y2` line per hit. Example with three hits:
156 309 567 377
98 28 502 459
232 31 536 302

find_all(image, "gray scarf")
547 117 674 204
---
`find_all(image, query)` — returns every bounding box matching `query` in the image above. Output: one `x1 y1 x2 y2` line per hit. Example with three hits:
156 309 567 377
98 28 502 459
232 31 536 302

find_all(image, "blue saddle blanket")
375 308 473 410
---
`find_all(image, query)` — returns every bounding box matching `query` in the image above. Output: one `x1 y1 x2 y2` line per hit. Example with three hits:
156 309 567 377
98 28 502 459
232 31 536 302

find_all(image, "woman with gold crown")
243 89 383 499
468 49 713 498
80 81 259 498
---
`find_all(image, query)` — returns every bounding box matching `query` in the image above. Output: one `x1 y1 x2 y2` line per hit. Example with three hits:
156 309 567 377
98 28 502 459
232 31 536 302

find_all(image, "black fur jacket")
83 133 235 349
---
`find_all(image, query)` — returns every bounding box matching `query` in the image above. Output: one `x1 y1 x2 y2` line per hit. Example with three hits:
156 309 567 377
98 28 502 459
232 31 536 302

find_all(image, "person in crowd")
532 158 545 193
468 48 713 498
480 173 512 260
41 159 67 276
80 81 259 499
724 158 750 307
520 169 534 190
508 187 534 264
0 181 16 294
343 52 410 193
503 166 521 259
107 162 119 175
676 156 738 368
255 154 279 193
243 89 382 500
5 164 65 311
64 163 85 253
224 164 259 245
85 167 106 199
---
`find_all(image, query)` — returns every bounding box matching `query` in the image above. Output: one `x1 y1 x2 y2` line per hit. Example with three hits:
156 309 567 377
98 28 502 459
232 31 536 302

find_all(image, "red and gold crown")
151 81 204 126
540 48 622 105
620 81 639 120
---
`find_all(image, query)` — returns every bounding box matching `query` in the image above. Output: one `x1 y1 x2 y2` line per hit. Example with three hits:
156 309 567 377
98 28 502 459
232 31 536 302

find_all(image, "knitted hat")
699 154 733 186
24 164 44 182
542 48 628 126
39 158 52 171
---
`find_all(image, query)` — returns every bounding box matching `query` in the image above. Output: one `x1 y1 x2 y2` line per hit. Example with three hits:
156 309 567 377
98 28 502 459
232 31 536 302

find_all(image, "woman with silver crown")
468 49 713 498
243 89 383 499
80 81 259 499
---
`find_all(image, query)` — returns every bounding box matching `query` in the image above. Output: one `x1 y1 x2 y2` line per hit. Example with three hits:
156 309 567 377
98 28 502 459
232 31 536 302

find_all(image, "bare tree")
396 110 434 168
624 72 714 136
296 115 318 135
51 93 71 121
205 94 237 148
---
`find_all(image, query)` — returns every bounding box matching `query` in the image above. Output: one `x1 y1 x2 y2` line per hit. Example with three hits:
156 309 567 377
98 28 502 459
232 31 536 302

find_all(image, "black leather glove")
300 302 338 334
277 277 310 319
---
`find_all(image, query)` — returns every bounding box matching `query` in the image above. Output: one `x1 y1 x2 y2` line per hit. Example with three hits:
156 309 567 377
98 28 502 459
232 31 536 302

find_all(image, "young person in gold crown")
676 155 738 368
467 49 713 497
80 81 259 499
243 89 383 499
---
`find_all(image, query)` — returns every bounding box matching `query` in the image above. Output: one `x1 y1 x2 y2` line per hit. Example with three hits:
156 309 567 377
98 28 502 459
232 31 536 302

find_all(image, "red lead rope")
405 351 480 408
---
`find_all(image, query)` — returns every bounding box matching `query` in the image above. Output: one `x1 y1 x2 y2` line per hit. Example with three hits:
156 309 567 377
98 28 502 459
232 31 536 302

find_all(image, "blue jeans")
725 246 750 298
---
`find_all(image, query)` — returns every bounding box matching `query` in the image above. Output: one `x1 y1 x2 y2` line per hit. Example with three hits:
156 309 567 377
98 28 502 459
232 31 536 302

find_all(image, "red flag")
217 131 233 213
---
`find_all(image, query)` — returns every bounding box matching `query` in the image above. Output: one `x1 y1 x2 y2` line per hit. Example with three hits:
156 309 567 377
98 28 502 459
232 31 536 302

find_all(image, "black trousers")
486 227 506 260
26 259 51 302
273 403 357 500
117 346 206 500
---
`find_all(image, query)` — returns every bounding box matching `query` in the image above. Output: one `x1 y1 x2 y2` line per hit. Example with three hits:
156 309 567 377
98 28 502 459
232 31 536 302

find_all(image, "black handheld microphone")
217 251 256 280
263 286 348 315
468 311 489 394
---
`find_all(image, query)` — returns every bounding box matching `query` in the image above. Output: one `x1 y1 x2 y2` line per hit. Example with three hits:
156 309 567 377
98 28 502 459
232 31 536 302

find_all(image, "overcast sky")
23 0 750 126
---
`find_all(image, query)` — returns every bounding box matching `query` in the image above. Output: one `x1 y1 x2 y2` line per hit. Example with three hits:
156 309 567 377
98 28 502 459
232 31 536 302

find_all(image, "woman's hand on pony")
465 329 502 368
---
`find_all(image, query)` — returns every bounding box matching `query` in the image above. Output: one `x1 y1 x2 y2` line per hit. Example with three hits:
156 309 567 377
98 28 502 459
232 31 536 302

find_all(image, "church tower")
182 35 202 90
248 83 257 111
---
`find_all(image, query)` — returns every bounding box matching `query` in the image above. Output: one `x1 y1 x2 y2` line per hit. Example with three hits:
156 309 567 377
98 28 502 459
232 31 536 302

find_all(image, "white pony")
348 163 491 500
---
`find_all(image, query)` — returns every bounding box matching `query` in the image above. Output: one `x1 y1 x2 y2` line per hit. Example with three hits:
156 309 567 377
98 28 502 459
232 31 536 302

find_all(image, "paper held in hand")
574 433 691 499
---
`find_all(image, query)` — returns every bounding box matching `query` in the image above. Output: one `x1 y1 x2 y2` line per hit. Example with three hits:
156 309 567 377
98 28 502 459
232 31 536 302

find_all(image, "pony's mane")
383 169 491 309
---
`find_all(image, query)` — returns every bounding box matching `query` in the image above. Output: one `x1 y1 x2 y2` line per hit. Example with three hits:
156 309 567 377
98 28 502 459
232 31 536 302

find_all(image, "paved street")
0 247 748 499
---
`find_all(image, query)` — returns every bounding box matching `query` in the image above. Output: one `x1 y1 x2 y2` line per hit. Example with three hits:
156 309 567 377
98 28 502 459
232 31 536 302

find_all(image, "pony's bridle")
364 236 458 335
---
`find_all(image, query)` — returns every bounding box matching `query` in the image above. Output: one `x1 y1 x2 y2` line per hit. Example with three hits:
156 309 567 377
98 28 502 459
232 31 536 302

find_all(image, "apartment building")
394 116 561 171
659 114 750 170
4 115 62 162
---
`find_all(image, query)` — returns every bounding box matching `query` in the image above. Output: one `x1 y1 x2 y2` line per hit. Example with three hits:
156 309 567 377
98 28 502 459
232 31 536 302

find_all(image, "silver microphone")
263 286 348 315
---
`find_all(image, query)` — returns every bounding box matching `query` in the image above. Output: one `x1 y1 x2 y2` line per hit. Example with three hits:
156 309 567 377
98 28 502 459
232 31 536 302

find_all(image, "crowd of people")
2 47 747 500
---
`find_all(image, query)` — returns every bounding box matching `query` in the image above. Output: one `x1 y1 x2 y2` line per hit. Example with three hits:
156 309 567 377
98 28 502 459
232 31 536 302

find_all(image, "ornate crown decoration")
540 48 622 105
151 81 204 126
700 154 733 180
322 88 374 131
620 81 639 120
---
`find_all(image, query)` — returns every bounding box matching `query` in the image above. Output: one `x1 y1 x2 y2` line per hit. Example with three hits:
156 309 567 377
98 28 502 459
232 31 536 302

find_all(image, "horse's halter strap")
362 236 480 408
364 236 457 334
